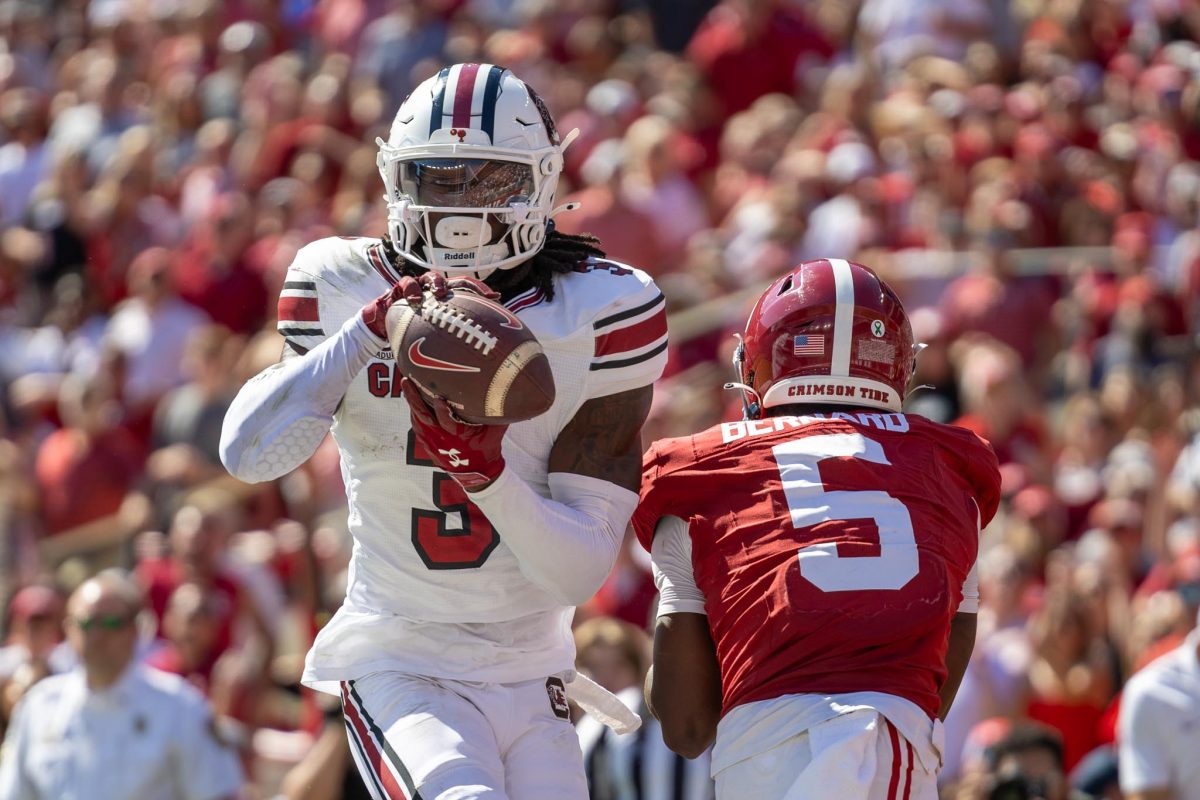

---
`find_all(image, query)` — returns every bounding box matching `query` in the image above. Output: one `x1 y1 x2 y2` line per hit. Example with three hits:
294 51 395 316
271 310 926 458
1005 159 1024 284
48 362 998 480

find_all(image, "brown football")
387 288 556 424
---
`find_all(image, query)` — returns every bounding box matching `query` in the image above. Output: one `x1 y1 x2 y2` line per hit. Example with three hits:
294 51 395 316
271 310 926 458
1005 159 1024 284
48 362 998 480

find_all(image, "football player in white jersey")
219 64 668 799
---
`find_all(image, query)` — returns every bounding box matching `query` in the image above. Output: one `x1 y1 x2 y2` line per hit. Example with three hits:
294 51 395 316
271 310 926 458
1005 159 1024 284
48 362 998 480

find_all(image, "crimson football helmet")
732 259 916 417
377 63 579 280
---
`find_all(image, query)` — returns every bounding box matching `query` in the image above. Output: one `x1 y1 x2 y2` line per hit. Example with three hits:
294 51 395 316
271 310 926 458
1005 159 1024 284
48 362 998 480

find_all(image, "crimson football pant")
713 709 937 800
340 671 588 800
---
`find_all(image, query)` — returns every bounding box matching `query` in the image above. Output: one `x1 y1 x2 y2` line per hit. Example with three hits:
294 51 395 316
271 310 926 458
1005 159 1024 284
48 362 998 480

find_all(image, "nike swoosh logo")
407 338 481 372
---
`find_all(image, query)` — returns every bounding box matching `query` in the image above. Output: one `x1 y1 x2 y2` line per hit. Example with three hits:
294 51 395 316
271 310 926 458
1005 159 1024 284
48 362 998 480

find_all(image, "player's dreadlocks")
383 224 607 303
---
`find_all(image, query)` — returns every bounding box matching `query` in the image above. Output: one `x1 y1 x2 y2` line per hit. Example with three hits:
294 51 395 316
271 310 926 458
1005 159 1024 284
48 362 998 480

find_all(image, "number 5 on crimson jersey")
632 411 1001 720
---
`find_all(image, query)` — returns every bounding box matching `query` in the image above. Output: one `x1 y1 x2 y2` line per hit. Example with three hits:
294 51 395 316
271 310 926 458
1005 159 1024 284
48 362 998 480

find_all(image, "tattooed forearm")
548 386 653 492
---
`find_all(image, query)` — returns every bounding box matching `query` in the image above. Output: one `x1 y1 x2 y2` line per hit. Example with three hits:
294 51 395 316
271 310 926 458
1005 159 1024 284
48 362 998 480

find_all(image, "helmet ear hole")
539 153 563 176
516 222 545 251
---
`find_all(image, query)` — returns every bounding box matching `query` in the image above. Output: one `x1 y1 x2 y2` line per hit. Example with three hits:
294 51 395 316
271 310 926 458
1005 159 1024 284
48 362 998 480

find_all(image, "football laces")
423 296 498 356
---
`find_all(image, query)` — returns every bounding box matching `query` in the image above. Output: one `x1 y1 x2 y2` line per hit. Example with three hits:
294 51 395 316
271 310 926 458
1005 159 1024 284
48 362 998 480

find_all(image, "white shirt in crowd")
103 297 209 409
1118 627 1200 800
0 663 243 800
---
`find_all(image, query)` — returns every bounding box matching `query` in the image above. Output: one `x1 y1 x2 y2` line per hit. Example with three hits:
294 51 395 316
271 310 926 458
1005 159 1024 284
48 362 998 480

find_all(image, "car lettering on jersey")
722 412 910 443
407 338 482 372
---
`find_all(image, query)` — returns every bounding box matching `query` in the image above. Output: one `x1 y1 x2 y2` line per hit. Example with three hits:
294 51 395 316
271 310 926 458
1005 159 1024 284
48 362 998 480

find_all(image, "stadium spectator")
137 500 275 666
0 569 244 799
1025 589 1115 773
575 617 714 800
147 325 239 500
145 582 226 695
955 722 1089 800
0 584 70 735
102 247 210 424
1117 607 1200 800
33 372 143 537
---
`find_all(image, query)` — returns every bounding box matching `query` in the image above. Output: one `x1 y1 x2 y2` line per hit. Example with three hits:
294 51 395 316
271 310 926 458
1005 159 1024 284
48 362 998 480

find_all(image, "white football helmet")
377 63 579 280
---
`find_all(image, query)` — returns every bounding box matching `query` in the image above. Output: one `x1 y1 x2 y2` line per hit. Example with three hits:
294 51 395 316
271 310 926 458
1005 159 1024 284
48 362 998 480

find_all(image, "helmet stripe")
451 63 482 128
479 65 504 142
829 258 855 376
427 66 451 136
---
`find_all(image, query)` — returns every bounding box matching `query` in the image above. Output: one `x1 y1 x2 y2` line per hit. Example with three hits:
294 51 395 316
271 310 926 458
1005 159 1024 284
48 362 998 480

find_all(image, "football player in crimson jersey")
220 65 666 799
633 259 1001 800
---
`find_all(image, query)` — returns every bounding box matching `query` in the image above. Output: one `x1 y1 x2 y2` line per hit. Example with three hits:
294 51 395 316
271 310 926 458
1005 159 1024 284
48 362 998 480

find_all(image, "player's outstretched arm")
220 314 384 483
647 612 722 759
405 383 652 605
938 611 977 720
220 279 420 483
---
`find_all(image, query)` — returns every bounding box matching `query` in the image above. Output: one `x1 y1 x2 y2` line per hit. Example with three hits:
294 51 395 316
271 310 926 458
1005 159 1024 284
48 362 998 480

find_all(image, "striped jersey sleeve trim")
594 292 665 330
590 339 668 371
277 295 318 322
278 278 323 337
594 304 667 357
367 243 399 282
505 285 547 313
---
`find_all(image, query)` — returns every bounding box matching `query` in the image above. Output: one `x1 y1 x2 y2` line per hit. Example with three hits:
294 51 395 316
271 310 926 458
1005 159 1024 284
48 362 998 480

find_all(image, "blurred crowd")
1 0 1199 797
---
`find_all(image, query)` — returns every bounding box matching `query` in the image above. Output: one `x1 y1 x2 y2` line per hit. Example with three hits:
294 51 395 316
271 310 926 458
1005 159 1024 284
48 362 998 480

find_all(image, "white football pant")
340 671 588 800
713 709 937 800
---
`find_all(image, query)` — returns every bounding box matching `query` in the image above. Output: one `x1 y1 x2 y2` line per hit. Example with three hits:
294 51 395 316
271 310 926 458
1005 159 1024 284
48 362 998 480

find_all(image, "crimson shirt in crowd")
34 427 143 535
687 4 833 115
136 557 242 662
634 411 1001 718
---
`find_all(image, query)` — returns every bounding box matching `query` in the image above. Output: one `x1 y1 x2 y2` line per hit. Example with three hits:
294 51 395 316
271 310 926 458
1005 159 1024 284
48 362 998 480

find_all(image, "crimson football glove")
400 378 508 491
418 272 501 301
361 276 424 341
362 274 501 342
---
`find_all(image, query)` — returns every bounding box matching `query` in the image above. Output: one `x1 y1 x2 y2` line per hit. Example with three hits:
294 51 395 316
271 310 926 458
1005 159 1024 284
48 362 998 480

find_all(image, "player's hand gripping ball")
386 273 556 424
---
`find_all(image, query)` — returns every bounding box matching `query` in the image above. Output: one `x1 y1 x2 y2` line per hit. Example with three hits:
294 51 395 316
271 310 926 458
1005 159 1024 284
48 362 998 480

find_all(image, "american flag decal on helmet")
427 63 508 143
793 334 825 356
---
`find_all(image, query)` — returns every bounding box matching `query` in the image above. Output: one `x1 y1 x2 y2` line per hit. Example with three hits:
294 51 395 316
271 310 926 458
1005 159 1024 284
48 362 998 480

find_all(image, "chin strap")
728 333 762 420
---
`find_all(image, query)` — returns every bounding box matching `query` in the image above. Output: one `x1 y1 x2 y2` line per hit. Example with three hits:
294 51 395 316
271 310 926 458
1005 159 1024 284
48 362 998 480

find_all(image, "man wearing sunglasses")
0 569 244 800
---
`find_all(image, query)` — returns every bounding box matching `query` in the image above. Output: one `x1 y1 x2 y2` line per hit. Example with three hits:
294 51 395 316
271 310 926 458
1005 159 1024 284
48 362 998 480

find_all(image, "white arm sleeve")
220 315 383 483
958 498 982 613
958 559 979 614
467 468 638 606
651 515 707 616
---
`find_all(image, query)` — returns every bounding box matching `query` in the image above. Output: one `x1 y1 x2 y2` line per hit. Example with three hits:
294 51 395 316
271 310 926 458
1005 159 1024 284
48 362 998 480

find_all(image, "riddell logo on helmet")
787 383 891 404
441 252 475 261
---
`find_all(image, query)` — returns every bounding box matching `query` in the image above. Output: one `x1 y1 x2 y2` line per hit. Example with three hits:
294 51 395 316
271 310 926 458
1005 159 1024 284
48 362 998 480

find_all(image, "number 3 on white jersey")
772 433 919 592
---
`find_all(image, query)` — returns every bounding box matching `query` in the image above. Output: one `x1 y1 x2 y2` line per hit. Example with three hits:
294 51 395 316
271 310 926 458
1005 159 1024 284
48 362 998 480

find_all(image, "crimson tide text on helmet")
377 63 579 280
732 259 916 417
